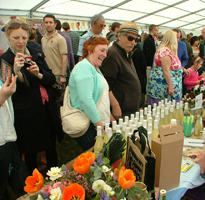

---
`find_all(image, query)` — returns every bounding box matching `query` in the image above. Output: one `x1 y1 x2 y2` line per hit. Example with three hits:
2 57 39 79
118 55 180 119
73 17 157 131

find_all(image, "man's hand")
112 105 122 120
59 76 66 85
27 61 42 79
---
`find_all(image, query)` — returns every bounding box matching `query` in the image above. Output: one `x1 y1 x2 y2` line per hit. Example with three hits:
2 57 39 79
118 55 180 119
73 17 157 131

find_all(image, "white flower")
46 167 62 181
92 180 106 193
110 191 115 196
101 165 111 173
103 184 112 196
110 172 114 177
49 187 62 200
36 194 44 200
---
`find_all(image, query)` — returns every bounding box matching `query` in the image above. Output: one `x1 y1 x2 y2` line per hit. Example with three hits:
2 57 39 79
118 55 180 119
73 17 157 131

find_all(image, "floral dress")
147 47 183 100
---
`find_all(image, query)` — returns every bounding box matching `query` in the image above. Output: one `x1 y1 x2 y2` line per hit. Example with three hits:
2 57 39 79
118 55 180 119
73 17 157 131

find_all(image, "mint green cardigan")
69 58 104 123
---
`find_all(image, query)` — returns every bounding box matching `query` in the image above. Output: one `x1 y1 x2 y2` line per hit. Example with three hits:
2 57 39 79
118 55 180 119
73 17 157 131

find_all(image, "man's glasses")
126 35 138 42
8 22 29 30
99 24 106 28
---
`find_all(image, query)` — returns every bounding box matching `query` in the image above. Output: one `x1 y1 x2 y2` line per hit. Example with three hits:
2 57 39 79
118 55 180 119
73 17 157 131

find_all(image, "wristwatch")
61 75 67 78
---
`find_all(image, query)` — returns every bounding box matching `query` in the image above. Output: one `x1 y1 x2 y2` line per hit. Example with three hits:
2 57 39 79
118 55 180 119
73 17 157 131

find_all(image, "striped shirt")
77 29 102 57
65 31 80 55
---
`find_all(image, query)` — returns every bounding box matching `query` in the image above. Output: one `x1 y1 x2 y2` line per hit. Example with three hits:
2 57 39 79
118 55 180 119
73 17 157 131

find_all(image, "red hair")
82 36 109 58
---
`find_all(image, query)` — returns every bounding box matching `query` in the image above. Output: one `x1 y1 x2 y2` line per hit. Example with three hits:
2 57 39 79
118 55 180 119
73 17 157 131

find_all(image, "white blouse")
97 73 110 125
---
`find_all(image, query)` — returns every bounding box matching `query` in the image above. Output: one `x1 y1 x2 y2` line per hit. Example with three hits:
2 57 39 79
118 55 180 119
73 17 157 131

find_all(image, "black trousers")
0 142 12 200
24 146 58 174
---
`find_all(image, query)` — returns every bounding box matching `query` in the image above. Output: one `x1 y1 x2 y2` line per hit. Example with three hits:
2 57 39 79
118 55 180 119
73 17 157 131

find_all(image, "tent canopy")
1 0 205 30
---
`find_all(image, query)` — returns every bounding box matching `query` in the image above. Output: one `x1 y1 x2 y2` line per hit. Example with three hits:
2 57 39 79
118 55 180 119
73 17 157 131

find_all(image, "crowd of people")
1 13 205 199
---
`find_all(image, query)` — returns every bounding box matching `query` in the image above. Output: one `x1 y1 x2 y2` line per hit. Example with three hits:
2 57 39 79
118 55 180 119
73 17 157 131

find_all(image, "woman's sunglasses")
89 35 99 45
126 35 138 42
8 22 29 30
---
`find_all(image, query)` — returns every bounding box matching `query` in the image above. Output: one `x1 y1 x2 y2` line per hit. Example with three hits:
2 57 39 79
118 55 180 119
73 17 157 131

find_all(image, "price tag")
195 93 202 108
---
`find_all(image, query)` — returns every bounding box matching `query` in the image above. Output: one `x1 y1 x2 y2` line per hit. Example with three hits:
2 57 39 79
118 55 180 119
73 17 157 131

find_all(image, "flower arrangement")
24 150 152 200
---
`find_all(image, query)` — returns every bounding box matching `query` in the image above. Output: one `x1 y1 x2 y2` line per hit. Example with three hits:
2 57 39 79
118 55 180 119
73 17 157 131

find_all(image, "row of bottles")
94 98 199 153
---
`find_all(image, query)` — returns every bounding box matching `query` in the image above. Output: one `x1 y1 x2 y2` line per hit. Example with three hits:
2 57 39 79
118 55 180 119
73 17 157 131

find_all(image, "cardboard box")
151 124 184 191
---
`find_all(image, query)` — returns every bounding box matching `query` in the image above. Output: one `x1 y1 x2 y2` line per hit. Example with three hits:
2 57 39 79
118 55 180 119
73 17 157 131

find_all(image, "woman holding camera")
0 19 63 174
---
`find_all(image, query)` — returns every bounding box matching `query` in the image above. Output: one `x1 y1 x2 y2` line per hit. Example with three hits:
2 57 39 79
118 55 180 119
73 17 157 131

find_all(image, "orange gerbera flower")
62 183 85 200
118 166 136 189
73 156 90 174
24 169 44 193
80 151 96 165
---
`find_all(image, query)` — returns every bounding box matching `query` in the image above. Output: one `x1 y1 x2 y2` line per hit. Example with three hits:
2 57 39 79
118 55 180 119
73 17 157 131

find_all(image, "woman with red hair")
69 36 110 150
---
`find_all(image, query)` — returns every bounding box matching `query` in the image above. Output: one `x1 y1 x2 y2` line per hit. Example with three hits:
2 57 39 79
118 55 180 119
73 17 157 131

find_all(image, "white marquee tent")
1 0 205 34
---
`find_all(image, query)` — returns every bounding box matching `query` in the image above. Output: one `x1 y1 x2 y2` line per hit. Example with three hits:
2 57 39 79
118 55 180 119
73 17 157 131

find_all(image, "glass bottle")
130 114 135 122
94 126 103 153
195 115 202 137
124 116 129 125
143 120 147 130
135 111 139 119
152 108 156 125
169 105 174 124
159 109 165 128
164 107 169 125
159 189 167 200
144 107 148 119
112 121 117 134
118 118 123 129
152 120 159 140
179 101 184 125
175 102 181 125
103 123 109 143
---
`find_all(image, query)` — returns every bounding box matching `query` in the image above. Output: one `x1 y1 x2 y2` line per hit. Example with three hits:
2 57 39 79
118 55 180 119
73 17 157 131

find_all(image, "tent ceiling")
1 0 205 30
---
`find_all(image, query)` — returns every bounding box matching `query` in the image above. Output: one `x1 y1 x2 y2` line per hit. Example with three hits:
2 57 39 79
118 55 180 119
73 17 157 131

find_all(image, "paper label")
195 93 202 108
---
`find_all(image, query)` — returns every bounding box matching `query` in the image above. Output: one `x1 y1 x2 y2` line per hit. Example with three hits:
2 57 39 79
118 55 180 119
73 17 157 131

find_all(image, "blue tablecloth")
166 160 205 200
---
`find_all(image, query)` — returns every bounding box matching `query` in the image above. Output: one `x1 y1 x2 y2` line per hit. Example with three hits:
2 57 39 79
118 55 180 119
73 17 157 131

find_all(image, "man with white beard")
101 21 141 119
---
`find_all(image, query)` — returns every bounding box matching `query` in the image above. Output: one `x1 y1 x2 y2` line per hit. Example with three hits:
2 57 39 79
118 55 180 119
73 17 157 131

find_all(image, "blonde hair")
5 19 29 36
141 33 148 42
157 30 178 55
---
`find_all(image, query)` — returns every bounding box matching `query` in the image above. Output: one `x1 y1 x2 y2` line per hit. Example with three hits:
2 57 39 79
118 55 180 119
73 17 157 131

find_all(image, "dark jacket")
101 42 141 116
143 34 156 66
132 48 147 93
181 38 193 69
0 47 63 154
199 39 205 59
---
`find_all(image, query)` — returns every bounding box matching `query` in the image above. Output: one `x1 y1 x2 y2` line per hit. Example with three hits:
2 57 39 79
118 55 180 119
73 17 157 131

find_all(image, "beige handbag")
60 86 102 138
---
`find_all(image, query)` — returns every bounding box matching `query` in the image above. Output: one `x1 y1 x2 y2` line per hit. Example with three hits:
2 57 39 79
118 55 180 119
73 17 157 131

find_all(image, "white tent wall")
0 15 202 37
0 0 205 36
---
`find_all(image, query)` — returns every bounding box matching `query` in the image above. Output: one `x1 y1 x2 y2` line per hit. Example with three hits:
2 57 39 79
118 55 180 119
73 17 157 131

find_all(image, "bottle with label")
195 115 202 137
184 102 189 114
175 102 181 125
148 105 152 113
94 126 103 153
159 189 167 200
152 120 159 139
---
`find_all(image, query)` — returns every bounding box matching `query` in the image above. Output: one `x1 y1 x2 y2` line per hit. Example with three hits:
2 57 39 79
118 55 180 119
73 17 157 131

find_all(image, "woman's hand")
14 53 25 75
112 105 122 120
201 71 205 78
168 85 174 96
0 75 17 106
195 153 205 174
182 67 190 75
27 61 43 79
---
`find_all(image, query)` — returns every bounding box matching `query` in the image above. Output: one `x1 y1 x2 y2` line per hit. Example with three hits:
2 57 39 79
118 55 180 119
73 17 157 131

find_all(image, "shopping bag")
8 143 30 194
126 126 156 198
